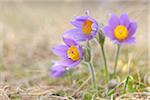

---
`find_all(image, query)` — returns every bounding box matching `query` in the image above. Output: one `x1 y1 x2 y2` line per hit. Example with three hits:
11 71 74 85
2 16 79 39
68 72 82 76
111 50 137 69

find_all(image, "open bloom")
52 38 83 68
103 13 137 44
50 37 83 78
63 13 99 41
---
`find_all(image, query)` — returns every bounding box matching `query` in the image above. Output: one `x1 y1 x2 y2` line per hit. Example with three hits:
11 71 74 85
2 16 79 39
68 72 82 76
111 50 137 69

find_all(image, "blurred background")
0 0 149 99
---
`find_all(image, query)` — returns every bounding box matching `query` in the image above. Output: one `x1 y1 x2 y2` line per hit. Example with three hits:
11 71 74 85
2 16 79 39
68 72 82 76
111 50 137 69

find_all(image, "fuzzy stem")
69 70 73 85
114 44 121 77
88 62 97 89
86 40 97 90
97 31 109 83
100 44 109 83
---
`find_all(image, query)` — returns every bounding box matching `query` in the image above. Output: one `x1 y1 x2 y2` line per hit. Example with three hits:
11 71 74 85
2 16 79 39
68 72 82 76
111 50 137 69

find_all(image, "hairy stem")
69 69 73 85
114 44 121 77
86 40 97 90
88 62 97 89
100 44 109 83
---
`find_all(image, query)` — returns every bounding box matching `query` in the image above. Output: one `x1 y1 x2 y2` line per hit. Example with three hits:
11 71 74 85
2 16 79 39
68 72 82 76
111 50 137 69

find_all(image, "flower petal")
69 60 81 68
92 22 99 31
63 37 77 46
77 45 83 59
122 37 136 44
76 16 88 20
128 22 137 36
119 13 130 27
70 16 87 28
112 40 121 44
109 14 120 29
103 26 114 40
52 45 68 58
50 65 66 78
70 20 83 28
56 58 81 68
62 29 90 41
112 37 136 45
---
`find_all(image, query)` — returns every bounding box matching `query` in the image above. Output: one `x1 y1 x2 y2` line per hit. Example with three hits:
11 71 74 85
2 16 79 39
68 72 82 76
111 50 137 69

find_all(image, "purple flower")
51 64 66 78
63 13 99 41
52 38 83 68
103 13 137 44
50 38 83 77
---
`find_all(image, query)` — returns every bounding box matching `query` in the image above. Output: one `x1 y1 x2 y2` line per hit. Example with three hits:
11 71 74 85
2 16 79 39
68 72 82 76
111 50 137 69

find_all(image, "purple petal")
62 29 90 41
56 58 73 66
91 23 99 37
70 20 83 28
103 26 114 40
69 60 81 68
122 37 136 44
112 40 121 44
50 65 66 78
112 37 136 45
119 13 130 27
92 22 99 31
77 45 83 59
52 45 68 58
128 22 137 37
87 17 98 24
76 16 88 21
109 14 119 29
70 16 87 28
63 37 77 46
56 58 81 68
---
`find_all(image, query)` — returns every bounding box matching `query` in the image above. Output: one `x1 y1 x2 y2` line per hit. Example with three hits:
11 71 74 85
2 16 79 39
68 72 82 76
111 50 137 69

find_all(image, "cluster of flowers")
51 11 137 79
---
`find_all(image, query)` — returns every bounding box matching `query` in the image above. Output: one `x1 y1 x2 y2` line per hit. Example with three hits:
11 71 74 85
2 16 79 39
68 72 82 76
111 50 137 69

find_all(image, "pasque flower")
63 12 99 41
103 13 137 44
51 38 83 77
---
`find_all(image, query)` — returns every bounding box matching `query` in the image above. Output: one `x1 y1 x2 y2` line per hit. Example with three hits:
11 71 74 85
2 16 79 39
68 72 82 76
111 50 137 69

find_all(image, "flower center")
114 25 128 41
67 45 80 61
82 20 93 35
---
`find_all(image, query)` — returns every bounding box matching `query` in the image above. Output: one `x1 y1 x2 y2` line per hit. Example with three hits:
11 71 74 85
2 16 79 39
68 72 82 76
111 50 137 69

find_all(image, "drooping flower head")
103 13 137 44
63 11 99 41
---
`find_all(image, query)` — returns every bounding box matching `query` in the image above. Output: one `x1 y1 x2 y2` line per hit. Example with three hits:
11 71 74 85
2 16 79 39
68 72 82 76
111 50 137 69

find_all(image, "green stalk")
69 69 73 85
100 44 109 83
123 76 130 93
114 44 121 77
97 31 109 83
88 62 97 89
86 40 97 90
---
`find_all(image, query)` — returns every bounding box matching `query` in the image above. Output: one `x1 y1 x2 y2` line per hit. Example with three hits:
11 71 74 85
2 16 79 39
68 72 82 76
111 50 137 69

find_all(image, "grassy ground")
0 0 149 100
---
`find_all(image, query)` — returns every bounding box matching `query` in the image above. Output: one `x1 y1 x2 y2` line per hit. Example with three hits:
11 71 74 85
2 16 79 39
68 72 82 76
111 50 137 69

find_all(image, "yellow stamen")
114 25 128 41
67 46 80 61
82 20 93 35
